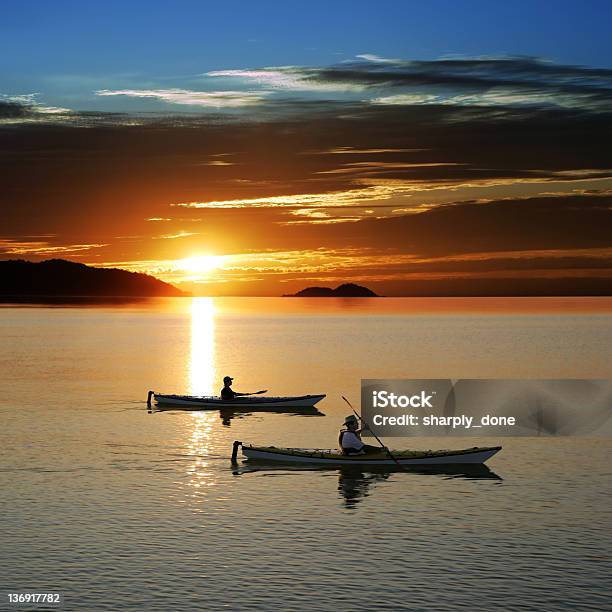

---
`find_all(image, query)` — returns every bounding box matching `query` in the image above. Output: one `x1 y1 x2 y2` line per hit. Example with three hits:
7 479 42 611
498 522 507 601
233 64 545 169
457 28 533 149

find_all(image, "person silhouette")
220 376 267 400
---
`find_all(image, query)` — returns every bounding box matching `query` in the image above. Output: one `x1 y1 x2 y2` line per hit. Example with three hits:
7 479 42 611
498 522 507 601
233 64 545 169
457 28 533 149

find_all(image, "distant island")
0 259 187 297
284 283 379 297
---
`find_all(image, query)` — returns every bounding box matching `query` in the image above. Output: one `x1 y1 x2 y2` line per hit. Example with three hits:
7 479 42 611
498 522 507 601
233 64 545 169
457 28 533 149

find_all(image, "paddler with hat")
220 376 267 401
339 414 381 455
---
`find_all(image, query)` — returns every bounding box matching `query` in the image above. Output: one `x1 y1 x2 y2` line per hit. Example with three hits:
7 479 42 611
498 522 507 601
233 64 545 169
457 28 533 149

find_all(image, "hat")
223 376 234 383
344 414 358 425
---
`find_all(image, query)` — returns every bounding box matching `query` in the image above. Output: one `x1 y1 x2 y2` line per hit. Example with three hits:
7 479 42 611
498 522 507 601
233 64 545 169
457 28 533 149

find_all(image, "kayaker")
221 376 267 400
339 415 380 455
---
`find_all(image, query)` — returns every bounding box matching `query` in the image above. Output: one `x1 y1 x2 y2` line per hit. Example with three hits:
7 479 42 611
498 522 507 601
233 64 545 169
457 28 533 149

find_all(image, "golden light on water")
189 297 216 396
183 411 219 506
184 301 218 507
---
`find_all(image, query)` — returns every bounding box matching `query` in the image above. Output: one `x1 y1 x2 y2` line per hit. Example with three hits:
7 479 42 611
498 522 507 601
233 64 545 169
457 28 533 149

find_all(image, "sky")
2 0 612 295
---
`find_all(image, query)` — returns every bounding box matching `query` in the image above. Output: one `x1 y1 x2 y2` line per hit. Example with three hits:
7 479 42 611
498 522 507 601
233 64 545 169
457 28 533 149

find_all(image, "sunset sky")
2 1 612 295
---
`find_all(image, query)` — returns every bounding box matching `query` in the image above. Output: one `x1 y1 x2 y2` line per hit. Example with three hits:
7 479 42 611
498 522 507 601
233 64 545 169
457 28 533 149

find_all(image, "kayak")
148 391 325 409
236 442 501 465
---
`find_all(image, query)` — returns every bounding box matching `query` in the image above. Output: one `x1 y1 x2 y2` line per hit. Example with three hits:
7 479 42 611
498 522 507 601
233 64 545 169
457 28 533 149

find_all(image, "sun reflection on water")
183 411 219 504
190 297 216 396
172 298 222 509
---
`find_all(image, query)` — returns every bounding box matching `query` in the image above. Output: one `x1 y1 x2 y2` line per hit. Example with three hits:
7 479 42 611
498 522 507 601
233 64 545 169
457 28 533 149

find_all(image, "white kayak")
148 391 325 409
237 442 501 465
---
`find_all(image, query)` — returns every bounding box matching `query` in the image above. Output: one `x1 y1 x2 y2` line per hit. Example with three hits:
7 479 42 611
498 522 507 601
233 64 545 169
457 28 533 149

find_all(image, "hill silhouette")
285 283 379 297
0 259 187 297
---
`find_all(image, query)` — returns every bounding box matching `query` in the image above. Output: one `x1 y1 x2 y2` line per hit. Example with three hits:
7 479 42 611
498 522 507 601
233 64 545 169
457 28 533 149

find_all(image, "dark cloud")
297 56 612 110
347 193 612 255
315 56 612 85
0 100 32 119
2 96 611 201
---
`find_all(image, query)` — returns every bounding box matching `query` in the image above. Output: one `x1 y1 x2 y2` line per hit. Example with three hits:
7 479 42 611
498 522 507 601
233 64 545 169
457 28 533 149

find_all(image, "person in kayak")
220 376 267 400
339 415 380 455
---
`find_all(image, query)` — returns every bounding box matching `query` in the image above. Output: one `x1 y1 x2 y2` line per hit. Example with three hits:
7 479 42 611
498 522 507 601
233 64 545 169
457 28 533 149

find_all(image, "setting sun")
178 255 224 275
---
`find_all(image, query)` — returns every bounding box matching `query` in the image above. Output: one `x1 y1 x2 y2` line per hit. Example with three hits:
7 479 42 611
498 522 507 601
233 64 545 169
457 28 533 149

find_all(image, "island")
0 259 188 297
284 283 379 297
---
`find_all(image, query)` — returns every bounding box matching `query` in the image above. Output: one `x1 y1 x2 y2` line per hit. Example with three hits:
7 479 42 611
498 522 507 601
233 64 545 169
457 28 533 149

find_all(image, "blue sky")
2 0 612 112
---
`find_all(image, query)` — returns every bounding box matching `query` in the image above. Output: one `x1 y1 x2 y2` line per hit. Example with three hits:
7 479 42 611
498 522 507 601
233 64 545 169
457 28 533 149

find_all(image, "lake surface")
1 297 611 611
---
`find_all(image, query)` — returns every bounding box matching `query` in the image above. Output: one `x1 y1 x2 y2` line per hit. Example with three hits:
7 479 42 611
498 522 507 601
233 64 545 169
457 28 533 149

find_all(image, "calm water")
1 297 612 611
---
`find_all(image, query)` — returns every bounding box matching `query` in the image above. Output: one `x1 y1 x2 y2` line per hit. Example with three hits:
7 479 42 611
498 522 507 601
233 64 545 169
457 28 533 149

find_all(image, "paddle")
342 396 404 470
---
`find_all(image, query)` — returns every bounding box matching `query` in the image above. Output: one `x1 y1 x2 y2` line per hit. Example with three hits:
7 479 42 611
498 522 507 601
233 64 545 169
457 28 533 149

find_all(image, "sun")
178 255 224 275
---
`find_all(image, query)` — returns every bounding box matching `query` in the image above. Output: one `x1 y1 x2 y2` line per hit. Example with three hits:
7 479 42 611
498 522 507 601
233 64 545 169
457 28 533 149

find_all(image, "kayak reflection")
219 406 323 425
232 464 502 508
338 464 502 508
148 403 324 424
338 468 390 508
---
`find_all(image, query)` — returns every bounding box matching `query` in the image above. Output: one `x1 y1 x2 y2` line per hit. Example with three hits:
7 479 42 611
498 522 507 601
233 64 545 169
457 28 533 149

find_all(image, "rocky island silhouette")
284 283 379 297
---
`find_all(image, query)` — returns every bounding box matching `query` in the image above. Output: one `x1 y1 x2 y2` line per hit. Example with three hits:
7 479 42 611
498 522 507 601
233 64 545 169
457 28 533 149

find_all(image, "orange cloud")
0 240 108 255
